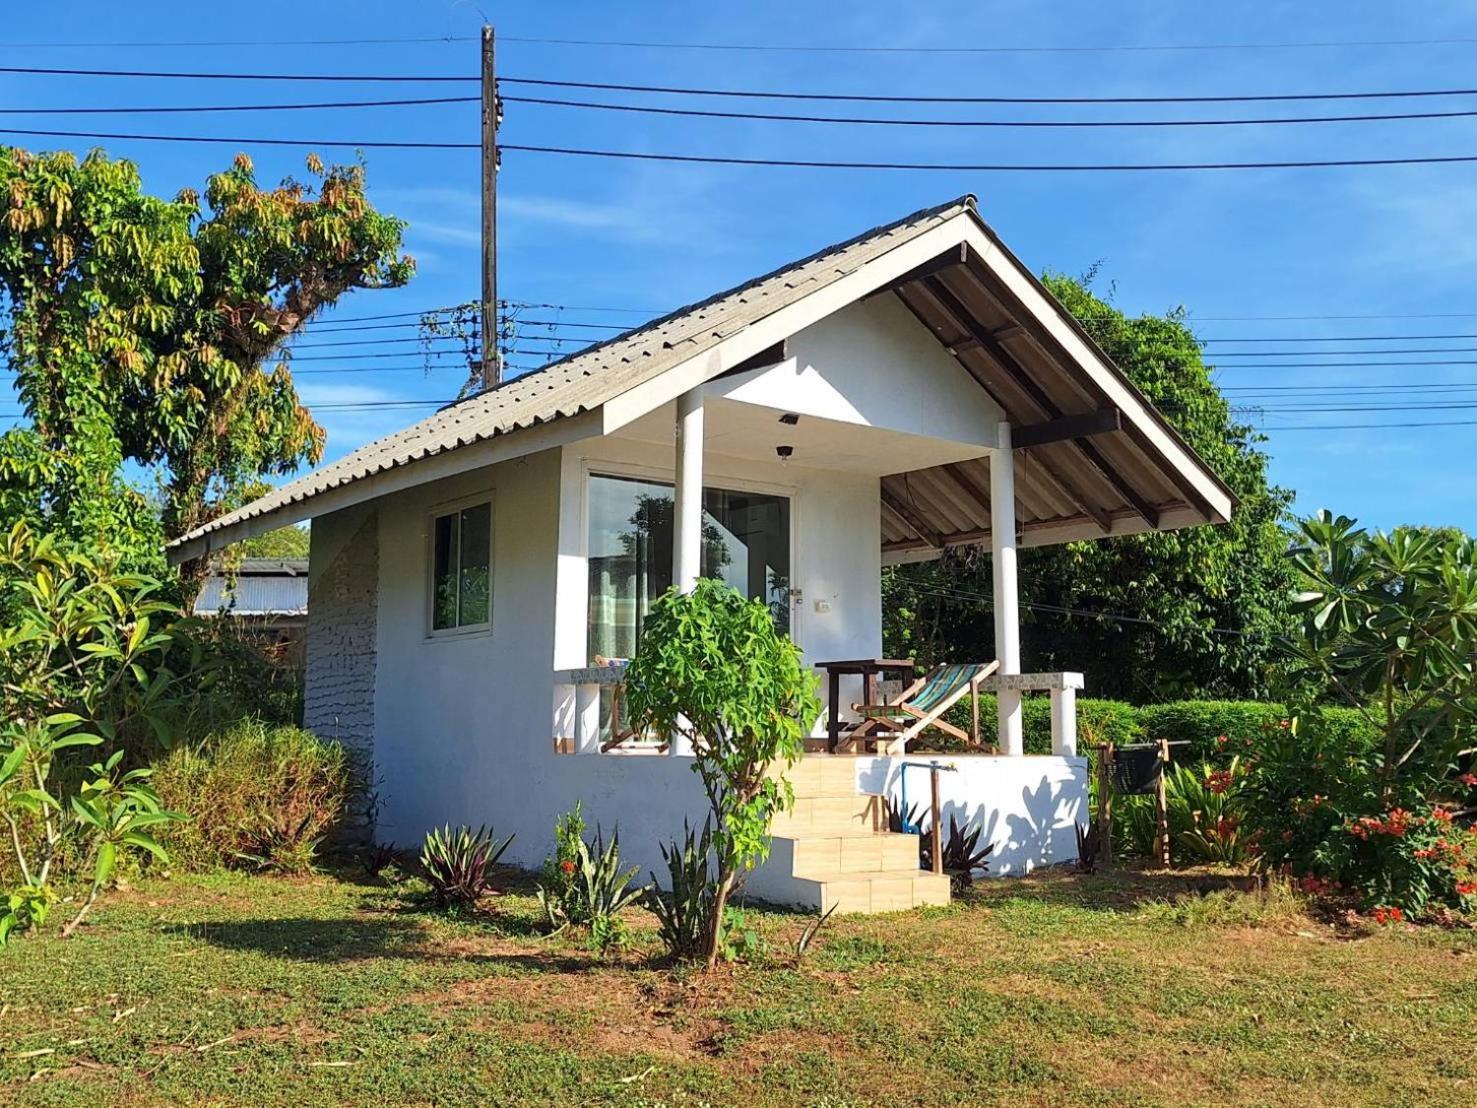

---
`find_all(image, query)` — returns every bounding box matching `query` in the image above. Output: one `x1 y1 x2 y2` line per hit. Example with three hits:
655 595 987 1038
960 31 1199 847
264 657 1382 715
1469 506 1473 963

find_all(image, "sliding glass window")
586 474 791 663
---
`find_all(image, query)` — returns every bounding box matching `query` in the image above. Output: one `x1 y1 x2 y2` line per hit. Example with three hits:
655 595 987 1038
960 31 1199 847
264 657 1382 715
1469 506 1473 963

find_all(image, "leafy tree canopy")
0 146 412 585
885 274 1295 702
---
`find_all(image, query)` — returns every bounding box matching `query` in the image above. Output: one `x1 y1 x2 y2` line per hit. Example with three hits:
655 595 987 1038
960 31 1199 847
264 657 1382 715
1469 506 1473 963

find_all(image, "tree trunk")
704 864 738 970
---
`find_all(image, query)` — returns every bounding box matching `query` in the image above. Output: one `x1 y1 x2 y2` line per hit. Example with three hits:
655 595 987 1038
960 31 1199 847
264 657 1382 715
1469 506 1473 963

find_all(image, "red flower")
1206 769 1235 795
1456 881 1477 897
1459 772 1477 788
1371 905 1404 925
1430 807 1454 824
560 859 576 875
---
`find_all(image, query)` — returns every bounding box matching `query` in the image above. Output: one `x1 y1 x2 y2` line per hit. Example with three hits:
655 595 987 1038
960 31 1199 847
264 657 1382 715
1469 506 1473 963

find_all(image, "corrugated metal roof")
170 193 1236 563
170 195 976 553
194 565 309 617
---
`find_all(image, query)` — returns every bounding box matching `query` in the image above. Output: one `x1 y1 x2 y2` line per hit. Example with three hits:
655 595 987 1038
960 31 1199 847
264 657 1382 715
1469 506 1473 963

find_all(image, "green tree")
624 579 821 967
885 275 1294 701
0 147 412 589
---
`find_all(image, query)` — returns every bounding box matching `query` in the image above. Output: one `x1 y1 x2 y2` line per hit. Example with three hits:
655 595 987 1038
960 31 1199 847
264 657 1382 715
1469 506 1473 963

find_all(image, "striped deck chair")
842 661 999 755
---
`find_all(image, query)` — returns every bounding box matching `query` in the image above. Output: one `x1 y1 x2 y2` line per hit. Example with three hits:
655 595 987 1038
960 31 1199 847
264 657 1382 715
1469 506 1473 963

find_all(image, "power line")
17 125 1477 172
1201 333 1477 342
505 94 1477 130
0 125 476 149
497 34 1477 56
500 75 1477 106
0 64 476 83
502 143 1477 173
10 64 1477 107
1210 346 1477 356
1256 419 1477 430
6 33 1477 55
0 96 478 115
1212 360 1477 369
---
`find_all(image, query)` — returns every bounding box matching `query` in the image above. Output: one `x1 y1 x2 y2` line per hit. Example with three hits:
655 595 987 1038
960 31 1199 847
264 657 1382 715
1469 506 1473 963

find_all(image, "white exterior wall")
304 507 379 762
856 755 1088 876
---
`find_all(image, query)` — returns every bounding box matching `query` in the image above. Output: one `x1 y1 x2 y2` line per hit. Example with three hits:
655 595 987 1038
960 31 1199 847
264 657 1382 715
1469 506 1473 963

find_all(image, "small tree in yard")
625 579 821 967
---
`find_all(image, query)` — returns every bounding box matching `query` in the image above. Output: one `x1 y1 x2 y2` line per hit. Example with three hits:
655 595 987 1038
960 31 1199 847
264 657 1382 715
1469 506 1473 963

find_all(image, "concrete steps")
745 756 950 915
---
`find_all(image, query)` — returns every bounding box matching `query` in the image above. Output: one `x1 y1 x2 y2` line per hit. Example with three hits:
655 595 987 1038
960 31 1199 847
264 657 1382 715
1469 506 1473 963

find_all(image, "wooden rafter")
918 274 1162 528
880 489 942 549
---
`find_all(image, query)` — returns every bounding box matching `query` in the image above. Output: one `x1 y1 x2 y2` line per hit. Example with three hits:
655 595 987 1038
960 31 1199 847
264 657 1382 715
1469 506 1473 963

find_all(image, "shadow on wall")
858 757 1086 876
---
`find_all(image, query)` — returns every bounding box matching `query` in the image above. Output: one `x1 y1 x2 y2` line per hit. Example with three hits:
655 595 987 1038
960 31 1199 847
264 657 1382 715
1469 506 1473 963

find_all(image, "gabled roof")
169 195 1234 563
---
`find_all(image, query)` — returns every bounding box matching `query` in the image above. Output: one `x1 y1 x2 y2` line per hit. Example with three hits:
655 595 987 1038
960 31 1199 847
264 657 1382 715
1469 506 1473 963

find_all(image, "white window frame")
426 493 494 639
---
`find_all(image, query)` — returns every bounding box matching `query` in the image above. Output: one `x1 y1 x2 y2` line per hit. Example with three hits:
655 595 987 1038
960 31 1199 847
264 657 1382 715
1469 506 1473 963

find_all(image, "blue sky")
4 1 1477 532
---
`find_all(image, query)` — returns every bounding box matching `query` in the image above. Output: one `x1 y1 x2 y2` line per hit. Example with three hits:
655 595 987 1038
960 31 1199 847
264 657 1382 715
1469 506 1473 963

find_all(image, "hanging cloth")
1109 744 1164 796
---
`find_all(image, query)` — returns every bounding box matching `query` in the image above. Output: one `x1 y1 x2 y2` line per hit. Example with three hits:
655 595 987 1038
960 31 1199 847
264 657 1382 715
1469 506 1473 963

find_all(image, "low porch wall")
853 754 1089 875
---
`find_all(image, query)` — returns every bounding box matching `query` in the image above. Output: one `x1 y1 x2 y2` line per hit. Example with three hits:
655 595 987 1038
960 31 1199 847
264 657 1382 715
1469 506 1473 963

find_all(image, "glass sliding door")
586 474 791 664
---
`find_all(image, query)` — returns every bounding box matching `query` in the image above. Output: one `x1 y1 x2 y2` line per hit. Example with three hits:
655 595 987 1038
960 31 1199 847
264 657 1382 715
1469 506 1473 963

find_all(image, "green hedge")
1138 701 1376 763
936 695 1374 763
943 694 1140 755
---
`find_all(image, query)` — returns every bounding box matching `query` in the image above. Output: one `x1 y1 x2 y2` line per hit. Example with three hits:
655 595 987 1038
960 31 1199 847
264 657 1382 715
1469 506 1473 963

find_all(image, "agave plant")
645 820 717 960
920 814 994 893
537 826 644 943
419 824 515 908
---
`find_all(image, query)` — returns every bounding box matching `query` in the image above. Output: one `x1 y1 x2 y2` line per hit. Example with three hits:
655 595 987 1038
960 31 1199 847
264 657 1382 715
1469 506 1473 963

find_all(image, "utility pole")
480 24 500 390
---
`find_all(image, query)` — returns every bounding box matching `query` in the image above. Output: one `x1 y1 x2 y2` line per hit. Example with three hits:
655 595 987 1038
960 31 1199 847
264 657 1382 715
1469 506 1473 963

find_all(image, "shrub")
1167 758 1251 865
1 524 187 943
418 824 515 909
943 695 1140 754
1240 513 1477 917
919 814 994 892
536 808 645 952
1242 713 1476 916
1138 701 1375 765
647 821 717 961
152 721 351 873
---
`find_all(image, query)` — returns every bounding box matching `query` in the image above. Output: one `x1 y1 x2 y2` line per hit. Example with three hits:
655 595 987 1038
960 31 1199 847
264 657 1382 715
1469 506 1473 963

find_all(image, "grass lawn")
1 865 1474 1107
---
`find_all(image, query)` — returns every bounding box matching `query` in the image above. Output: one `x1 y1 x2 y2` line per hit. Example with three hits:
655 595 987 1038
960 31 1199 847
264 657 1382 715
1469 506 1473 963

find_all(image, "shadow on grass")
963 863 1259 913
166 914 591 972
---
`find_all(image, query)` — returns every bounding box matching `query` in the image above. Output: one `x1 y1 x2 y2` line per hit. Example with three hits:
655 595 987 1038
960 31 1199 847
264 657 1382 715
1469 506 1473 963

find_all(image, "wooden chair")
841 661 999 755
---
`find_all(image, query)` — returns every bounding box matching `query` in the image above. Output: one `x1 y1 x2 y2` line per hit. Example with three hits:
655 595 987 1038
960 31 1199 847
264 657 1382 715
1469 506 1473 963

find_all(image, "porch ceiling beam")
865 243 969 302
880 490 943 550
1011 408 1122 449
919 274 1161 529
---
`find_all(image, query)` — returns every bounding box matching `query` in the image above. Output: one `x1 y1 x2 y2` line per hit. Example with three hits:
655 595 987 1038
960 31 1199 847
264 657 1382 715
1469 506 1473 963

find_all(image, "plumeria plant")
0 524 187 945
1242 512 1477 917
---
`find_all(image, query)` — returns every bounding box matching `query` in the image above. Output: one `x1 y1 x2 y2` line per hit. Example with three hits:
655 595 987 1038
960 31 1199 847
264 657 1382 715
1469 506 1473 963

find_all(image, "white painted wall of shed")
857 755 1088 877
715 294 1005 451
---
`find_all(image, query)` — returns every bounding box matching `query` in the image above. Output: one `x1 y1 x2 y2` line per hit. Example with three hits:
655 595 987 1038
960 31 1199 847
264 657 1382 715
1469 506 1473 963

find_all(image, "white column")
1050 686 1077 757
673 387 705 594
575 682 602 755
670 386 704 756
991 422 1023 757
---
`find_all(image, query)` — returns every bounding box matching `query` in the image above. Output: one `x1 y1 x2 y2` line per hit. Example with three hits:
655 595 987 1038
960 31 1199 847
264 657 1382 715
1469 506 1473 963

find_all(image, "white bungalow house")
169 196 1233 913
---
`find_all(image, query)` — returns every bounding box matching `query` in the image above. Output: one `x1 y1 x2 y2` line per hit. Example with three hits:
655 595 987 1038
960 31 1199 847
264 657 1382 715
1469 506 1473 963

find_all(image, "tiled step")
770 793 886 838
812 870 952 914
781 832 923 877
747 755 954 915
